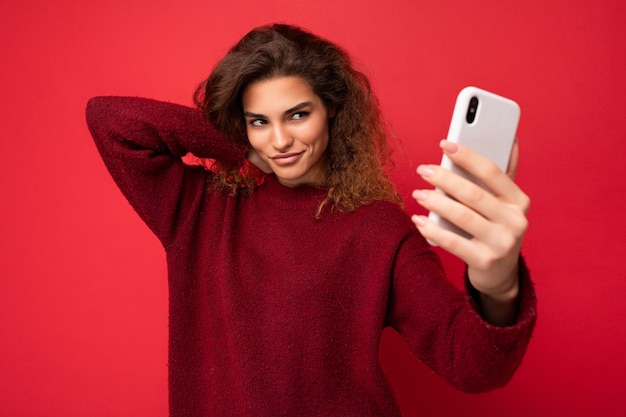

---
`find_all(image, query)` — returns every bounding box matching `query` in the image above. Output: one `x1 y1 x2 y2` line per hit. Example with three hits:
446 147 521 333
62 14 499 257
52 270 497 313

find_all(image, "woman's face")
242 76 331 187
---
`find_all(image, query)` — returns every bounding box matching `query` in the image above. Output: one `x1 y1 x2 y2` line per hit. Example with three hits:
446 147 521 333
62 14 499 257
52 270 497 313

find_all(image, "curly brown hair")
193 23 402 216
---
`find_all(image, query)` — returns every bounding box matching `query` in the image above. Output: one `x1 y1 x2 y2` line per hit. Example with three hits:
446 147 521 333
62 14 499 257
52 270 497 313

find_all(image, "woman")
86 23 536 417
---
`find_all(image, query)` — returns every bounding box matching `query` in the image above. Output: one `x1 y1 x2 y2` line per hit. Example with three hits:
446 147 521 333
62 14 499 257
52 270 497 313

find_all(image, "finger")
411 214 487 265
413 188 492 239
439 140 530 212
506 137 519 179
414 185 527 247
416 163 527 227
412 213 523 278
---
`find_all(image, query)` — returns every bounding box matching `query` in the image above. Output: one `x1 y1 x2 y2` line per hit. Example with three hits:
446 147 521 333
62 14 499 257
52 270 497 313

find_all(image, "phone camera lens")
466 96 479 124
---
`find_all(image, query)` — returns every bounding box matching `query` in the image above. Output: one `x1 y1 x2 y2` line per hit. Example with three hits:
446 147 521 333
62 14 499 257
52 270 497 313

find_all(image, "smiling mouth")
271 151 304 165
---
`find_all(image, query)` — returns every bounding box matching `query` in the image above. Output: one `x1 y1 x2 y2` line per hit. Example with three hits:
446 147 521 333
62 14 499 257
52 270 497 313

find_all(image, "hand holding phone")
413 87 529 321
427 86 521 240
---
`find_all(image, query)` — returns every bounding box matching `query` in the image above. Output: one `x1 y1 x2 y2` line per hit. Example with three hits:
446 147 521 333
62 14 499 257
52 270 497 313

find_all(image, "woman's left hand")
247 148 274 174
411 139 530 325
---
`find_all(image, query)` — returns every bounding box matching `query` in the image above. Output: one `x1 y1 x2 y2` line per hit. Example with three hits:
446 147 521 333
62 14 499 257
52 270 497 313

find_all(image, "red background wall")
1 0 625 416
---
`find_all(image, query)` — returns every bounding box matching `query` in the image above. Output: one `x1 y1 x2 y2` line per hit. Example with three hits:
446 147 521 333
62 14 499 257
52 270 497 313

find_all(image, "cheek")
245 129 265 151
317 125 331 154
315 134 329 156
299 120 330 148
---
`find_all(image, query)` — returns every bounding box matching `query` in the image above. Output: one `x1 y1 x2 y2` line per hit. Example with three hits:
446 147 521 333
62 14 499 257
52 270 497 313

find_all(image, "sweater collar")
257 175 329 211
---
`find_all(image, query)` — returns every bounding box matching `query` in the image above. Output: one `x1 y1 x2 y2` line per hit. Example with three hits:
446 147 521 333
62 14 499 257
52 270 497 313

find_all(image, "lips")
270 151 304 166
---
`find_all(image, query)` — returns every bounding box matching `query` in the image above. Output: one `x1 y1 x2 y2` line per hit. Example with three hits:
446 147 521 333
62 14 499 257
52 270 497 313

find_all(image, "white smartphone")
428 86 521 241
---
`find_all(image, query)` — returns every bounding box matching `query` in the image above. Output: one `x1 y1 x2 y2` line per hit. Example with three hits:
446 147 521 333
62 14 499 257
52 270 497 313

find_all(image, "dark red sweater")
86 96 537 417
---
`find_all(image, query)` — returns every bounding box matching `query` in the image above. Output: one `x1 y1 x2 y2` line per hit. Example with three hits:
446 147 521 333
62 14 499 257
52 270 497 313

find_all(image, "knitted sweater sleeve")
85 96 243 247
387 238 537 394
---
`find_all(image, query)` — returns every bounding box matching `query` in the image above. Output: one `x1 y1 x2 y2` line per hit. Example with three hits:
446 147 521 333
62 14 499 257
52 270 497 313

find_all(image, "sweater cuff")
464 255 537 343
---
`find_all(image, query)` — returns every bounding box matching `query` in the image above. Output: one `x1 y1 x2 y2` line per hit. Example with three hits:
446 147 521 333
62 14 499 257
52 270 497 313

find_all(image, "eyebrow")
243 101 313 119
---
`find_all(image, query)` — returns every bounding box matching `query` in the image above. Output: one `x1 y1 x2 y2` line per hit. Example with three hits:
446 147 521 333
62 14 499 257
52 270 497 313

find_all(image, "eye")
291 111 310 121
249 119 266 127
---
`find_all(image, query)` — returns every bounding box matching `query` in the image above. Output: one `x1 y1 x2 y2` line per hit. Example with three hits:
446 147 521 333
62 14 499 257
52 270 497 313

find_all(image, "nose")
271 123 294 152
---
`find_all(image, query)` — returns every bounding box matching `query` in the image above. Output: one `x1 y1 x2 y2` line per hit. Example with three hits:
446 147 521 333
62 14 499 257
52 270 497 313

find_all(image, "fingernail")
417 165 435 177
412 190 428 202
412 215 427 227
440 140 459 155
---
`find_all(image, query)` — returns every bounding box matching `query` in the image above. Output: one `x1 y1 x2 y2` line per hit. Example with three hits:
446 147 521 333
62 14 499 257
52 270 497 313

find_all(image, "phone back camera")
466 96 479 124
